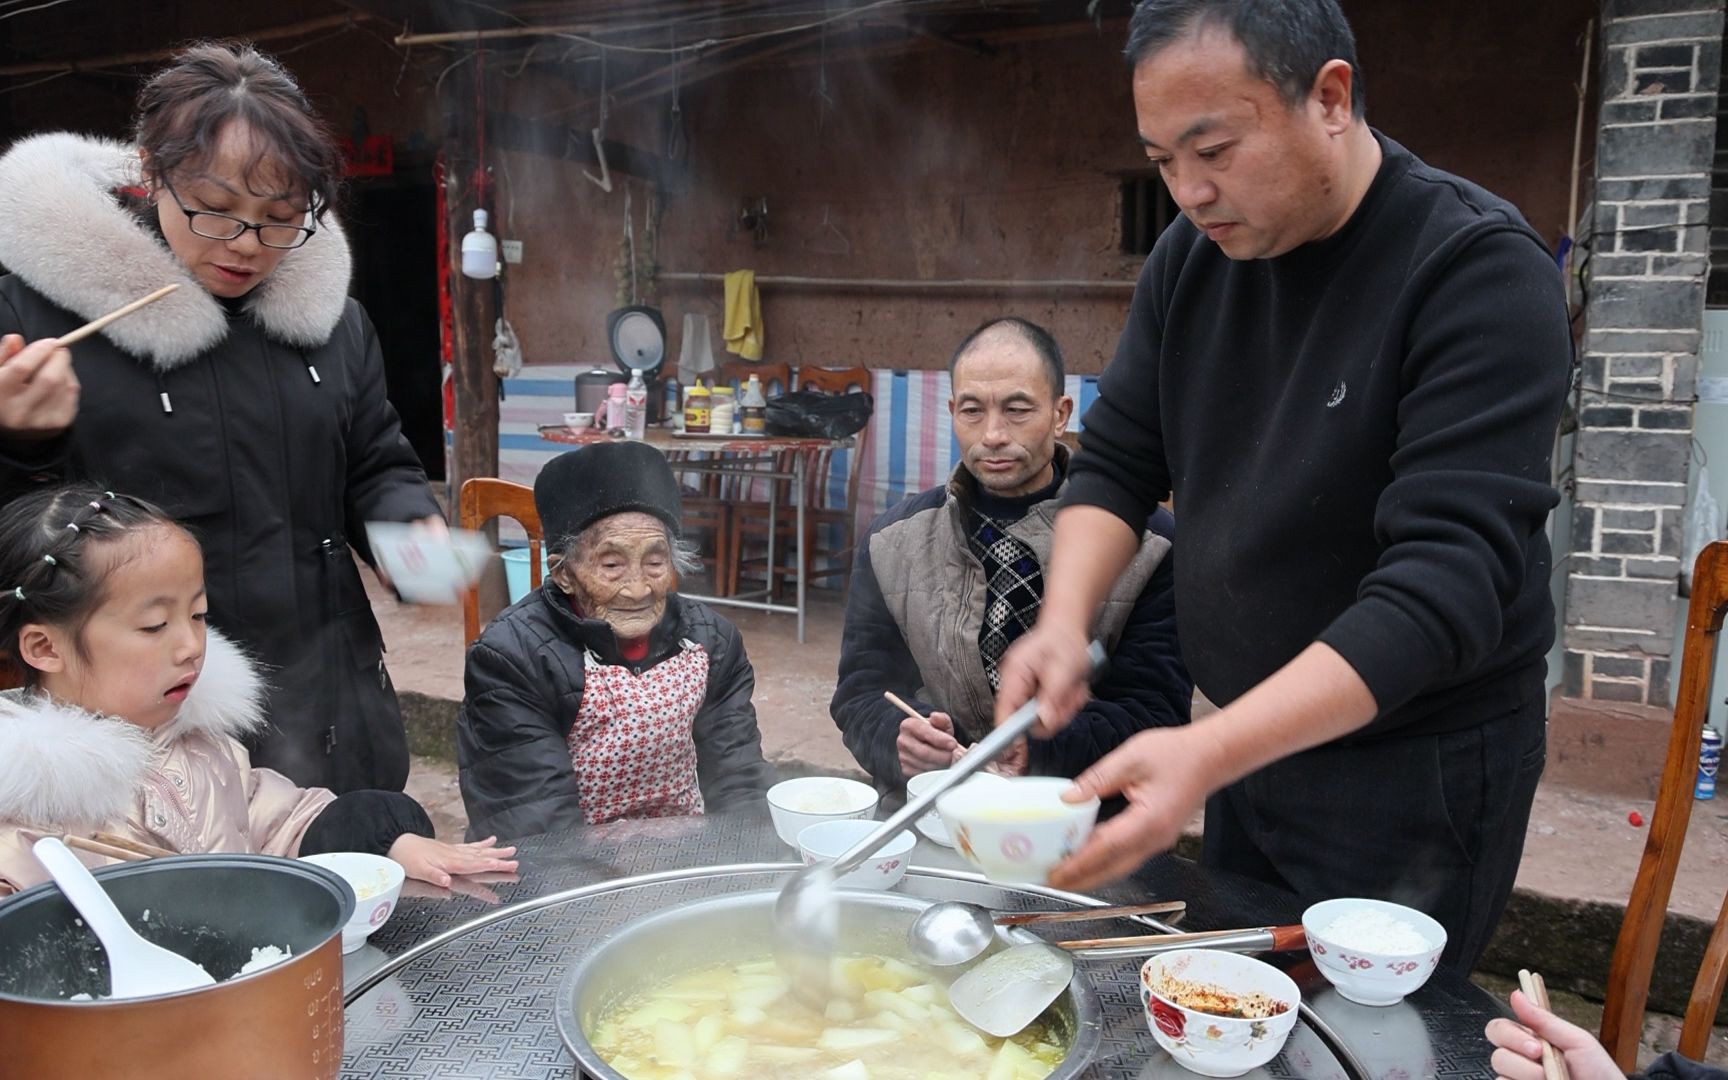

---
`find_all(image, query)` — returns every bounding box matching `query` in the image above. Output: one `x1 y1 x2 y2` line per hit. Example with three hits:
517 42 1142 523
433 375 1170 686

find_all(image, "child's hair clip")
41 555 56 567
103 491 115 500
10 587 22 601
65 523 79 533
87 501 101 511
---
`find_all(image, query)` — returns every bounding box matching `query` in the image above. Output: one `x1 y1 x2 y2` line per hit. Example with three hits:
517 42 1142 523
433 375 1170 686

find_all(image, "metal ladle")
907 899 1188 967
774 641 1107 998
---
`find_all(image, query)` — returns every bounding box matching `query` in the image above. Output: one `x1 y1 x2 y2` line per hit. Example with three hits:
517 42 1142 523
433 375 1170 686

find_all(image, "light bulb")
461 208 498 279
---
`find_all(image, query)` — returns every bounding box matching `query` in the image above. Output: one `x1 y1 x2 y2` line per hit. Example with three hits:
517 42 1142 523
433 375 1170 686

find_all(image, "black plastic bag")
765 389 874 439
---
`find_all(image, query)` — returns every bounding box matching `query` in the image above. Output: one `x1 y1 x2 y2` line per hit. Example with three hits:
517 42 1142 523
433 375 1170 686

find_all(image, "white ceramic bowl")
299 852 405 954
564 411 594 428
906 769 1011 846
1140 949 1301 1077
1301 898 1446 1006
796 819 914 890
935 776 1099 885
765 776 879 848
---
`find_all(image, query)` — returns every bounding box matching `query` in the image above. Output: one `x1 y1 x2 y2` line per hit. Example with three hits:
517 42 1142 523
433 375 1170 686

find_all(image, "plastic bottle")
741 373 767 435
684 380 711 434
625 370 648 439
606 383 628 432
710 387 736 437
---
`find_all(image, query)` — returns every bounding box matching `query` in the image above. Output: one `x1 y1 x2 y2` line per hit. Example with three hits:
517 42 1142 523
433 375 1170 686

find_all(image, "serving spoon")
907 899 1188 967
773 642 1107 1000
32 837 215 999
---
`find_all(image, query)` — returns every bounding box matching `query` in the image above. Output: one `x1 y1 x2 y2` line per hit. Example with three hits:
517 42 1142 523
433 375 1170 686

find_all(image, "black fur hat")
534 442 683 549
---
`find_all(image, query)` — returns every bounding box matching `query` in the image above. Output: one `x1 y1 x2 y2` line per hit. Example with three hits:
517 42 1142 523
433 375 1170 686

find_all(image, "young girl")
0 485 515 898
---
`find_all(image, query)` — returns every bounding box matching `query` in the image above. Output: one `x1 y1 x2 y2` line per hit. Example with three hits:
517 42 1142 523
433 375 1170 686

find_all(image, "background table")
539 425 853 641
340 810 1504 1079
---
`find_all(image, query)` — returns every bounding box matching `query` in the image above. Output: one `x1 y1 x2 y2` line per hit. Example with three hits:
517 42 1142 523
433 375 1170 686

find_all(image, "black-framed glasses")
161 178 318 250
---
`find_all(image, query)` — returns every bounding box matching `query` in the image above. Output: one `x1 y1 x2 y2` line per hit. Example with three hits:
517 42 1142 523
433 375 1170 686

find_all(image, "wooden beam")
439 52 499 492
0 13 371 77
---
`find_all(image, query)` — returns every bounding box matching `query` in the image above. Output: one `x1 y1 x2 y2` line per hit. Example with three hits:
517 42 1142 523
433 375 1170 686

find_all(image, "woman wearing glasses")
0 43 441 794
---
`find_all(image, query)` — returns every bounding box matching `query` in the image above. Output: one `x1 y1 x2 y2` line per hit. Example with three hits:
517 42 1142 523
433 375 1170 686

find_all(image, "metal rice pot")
556 888 1103 1079
575 367 627 416
0 854 355 1080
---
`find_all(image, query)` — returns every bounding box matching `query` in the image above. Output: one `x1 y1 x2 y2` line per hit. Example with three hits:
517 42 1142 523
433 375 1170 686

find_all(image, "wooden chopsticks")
884 691 924 721
62 834 175 863
56 284 179 347
1518 968 1571 1080
998 900 1187 926
94 832 174 858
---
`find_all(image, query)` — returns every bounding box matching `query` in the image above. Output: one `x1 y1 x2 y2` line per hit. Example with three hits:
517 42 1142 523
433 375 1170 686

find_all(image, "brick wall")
1562 0 1725 705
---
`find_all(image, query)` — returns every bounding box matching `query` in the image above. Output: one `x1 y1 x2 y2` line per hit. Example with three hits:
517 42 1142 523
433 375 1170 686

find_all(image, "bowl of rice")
765 776 878 847
1301 898 1446 1006
1139 948 1300 1077
298 853 405 954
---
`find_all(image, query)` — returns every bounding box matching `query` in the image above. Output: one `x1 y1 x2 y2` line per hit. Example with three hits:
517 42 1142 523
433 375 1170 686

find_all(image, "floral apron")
567 639 709 825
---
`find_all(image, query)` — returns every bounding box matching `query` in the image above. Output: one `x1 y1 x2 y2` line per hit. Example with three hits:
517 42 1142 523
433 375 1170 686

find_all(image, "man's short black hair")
1124 0 1366 119
949 317 1065 401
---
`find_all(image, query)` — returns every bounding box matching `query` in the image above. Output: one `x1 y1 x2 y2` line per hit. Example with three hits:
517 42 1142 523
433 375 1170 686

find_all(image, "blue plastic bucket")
501 548 550 604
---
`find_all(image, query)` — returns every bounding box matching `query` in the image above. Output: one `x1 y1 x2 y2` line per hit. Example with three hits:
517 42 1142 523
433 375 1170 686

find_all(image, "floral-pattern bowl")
796 819 914 890
1139 949 1301 1077
935 776 1099 885
1300 898 1446 1007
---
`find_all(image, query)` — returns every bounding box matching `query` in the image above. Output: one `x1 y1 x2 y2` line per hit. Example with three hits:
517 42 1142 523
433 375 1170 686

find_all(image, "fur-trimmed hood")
0 630 268 827
0 132 351 371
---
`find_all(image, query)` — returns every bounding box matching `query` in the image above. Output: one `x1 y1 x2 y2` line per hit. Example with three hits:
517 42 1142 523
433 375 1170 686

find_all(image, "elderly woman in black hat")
456 442 777 841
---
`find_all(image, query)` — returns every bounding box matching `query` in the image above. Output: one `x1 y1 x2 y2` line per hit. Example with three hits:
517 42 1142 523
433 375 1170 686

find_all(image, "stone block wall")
1562 0 1724 706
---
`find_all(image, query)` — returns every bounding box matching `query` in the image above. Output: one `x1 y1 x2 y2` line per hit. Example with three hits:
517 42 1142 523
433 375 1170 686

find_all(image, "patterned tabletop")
340 810 1501 1080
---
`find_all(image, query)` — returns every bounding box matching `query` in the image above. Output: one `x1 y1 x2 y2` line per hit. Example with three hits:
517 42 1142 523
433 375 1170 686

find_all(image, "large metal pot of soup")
558 889 1102 1080
0 854 354 1080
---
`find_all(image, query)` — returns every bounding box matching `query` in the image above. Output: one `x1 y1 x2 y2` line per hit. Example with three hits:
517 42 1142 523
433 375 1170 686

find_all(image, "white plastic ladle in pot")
32 837 216 998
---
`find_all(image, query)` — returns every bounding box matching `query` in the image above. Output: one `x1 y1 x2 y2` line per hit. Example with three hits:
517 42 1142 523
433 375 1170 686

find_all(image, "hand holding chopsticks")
1517 970 1572 1080
885 690 963 775
0 284 179 439
1484 969 1632 1080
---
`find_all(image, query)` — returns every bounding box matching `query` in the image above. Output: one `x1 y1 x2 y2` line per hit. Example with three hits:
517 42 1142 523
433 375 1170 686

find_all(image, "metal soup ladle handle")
832 640 1106 879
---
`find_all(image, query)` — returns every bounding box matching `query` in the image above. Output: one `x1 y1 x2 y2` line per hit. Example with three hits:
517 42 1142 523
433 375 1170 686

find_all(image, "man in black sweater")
995 0 1570 971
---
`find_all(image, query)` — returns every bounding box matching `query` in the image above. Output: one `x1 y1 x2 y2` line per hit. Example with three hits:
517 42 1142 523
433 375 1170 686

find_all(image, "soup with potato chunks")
590 954 1064 1080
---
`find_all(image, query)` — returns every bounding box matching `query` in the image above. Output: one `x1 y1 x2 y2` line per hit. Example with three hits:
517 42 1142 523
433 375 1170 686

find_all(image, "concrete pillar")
1562 0 1725 706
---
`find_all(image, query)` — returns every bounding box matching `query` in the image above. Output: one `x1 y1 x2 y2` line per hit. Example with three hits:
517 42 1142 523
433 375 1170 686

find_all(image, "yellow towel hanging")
722 269 764 361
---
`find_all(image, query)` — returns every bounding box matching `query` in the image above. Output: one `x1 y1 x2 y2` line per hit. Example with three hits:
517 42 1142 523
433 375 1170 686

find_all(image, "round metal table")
339 810 1503 1079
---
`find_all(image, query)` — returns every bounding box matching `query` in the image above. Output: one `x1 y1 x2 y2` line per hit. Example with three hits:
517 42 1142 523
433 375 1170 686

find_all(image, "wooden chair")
726 365 872 598
1600 539 1728 1065
458 478 543 646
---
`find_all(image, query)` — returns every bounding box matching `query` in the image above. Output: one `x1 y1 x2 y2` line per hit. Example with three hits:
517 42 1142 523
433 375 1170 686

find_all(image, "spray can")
1697 727 1721 800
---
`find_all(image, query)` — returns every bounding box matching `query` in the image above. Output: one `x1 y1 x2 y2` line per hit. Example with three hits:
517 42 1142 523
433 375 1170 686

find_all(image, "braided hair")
0 484 188 683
